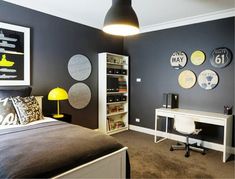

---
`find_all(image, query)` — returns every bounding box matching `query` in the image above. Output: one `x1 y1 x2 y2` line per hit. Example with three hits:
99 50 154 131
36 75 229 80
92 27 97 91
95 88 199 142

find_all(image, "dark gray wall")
0 1 123 129
124 18 234 144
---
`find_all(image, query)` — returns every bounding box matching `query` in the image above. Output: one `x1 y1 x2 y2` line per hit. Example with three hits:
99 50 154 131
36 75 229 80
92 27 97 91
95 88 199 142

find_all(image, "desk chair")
170 115 206 157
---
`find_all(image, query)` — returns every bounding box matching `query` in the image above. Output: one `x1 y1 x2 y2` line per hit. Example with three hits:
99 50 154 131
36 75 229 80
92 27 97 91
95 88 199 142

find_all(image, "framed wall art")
68 54 92 81
170 51 187 69
210 47 232 68
178 70 196 89
0 22 30 86
198 69 219 90
191 50 206 66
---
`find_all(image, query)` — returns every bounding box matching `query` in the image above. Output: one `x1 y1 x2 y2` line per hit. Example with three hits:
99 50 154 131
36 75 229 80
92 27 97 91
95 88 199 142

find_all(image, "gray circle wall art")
68 83 91 109
198 69 219 90
68 54 92 81
170 51 187 69
210 47 232 68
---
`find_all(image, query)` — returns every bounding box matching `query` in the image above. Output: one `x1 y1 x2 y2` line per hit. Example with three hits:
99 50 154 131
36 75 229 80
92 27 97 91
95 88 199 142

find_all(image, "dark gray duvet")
0 121 124 178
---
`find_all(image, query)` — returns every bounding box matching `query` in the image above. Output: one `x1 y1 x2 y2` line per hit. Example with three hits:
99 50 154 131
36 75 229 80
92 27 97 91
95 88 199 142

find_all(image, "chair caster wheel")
170 147 174 151
185 152 189 157
202 152 206 155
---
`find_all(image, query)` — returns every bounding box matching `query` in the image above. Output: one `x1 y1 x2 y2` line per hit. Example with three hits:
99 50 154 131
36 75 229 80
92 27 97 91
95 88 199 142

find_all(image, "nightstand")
49 113 72 123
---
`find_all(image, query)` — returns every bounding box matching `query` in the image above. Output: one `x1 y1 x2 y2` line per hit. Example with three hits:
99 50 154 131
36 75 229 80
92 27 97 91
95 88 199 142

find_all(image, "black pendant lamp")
103 0 139 36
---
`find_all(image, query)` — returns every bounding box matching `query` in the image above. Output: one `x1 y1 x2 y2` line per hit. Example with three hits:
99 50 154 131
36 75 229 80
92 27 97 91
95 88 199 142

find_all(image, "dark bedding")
0 121 124 178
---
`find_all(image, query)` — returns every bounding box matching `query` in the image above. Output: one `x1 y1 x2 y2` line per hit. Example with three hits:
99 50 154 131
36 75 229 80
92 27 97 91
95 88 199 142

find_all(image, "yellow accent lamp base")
53 114 64 118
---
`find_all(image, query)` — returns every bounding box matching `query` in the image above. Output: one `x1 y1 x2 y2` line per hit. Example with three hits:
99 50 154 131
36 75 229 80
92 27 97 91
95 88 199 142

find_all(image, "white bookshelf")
98 52 129 135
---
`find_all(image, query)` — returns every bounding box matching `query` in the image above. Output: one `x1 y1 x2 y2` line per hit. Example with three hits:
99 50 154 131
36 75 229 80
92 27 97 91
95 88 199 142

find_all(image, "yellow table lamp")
48 87 68 118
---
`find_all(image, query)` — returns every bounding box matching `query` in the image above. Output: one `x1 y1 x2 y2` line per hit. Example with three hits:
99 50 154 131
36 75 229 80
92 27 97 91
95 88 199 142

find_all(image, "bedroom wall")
123 17 234 145
0 1 123 129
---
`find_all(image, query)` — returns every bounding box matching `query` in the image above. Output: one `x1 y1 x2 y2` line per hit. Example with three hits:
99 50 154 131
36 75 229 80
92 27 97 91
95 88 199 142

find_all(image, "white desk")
154 108 233 162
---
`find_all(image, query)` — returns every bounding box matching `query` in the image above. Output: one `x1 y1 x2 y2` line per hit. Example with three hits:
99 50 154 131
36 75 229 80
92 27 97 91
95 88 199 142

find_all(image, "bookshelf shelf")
107 111 128 117
107 101 127 105
98 52 129 135
107 74 127 77
107 126 128 135
107 91 127 94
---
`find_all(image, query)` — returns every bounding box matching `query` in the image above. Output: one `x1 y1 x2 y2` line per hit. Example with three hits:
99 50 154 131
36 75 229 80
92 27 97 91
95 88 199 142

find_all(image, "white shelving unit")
98 52 129 135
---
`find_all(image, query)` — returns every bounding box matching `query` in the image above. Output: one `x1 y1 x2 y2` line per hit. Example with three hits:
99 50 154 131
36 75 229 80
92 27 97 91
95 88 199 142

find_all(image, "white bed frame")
53 147 128 179
35 97 128 178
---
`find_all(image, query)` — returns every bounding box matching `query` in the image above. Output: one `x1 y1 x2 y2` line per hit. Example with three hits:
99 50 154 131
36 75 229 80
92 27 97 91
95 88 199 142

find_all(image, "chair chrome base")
170 138 206 157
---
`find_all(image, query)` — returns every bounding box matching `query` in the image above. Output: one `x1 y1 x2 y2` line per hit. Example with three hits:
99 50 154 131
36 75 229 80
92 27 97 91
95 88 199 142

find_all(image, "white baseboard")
129 125 235 155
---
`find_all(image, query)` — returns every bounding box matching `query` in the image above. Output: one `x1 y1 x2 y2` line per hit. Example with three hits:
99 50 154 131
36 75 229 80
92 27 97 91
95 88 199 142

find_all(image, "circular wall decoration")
68 83 91 109
198 69 219 90
191 50 206 66
170 51 187 69
178 70 196 89
68 54 92 81
210 47 232 68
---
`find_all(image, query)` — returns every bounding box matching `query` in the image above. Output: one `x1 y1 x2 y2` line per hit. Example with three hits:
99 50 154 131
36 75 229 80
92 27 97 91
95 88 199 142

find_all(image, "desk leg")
154 112 168 143
223 116 233 162
154 111 158 143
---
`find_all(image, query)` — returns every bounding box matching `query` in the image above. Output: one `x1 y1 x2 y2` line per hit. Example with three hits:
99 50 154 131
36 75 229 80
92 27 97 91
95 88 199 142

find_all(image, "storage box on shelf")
98 52 129 135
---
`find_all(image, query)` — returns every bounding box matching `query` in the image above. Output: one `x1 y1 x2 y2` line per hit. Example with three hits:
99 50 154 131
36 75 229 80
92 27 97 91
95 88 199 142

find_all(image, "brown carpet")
113 130 235 179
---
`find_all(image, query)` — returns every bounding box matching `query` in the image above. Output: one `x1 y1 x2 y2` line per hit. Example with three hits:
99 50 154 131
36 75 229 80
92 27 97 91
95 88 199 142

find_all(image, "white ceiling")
3 0 235 33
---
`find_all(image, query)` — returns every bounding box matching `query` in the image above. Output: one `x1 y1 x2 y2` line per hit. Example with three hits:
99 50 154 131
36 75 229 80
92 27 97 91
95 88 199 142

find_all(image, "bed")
0 87 129 178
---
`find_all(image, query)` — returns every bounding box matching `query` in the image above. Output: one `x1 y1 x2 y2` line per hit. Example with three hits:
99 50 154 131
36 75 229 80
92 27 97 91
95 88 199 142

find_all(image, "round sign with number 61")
210 47 232 68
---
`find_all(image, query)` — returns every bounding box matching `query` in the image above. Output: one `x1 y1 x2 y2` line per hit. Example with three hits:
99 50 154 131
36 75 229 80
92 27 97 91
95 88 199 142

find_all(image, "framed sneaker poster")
198 69 219 90
0 22 30 86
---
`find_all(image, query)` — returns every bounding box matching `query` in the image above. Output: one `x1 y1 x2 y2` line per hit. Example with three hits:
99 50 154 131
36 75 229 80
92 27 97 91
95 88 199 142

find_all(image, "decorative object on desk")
48 87 68 118
162 93 179 109
224 106 232 115
68 83 91 109
68 54 92 81
0 22 30 86
198 69 218 90
170 51 187 69
210 47 232 68
178 70 196 89
191 50 206 66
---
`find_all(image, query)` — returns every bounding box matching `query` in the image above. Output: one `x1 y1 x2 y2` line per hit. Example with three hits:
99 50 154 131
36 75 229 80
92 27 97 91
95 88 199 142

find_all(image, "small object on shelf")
114 69 121 74
107 68 114 74
120 95 127 101
120 69 127 75
49 113 72 123
114 95 121 102
224 106 232 115
107 95 115 103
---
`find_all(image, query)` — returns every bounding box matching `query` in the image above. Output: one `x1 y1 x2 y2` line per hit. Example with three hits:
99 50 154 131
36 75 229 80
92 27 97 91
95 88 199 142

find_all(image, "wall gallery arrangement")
67 54 92 109
0 22 30 86
170 47 233 90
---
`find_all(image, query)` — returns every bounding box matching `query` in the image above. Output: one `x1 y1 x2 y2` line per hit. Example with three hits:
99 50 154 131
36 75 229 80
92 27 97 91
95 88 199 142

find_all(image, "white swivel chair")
170 115 205 157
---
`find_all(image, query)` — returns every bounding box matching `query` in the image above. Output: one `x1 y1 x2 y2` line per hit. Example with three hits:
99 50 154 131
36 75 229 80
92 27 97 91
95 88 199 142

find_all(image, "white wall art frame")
0 22 30 86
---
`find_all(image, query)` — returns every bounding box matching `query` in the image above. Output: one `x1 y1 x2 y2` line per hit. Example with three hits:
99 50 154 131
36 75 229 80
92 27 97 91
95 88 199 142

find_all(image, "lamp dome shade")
103 0 139 36
48 87 68 101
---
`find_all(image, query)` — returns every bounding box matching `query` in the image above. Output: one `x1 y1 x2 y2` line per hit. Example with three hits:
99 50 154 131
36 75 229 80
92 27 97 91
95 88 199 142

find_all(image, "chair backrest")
173 115 196 135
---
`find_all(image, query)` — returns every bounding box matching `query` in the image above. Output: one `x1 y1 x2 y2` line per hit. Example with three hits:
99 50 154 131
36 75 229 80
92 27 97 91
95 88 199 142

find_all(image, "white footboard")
53 147 128 179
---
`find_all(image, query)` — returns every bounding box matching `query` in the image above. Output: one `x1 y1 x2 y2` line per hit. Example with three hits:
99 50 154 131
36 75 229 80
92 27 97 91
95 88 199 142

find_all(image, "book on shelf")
107 118 125 131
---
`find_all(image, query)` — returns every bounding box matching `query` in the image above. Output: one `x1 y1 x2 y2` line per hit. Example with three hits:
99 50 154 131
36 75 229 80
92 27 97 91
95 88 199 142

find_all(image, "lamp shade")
103 0 139 36
48 87 68 101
